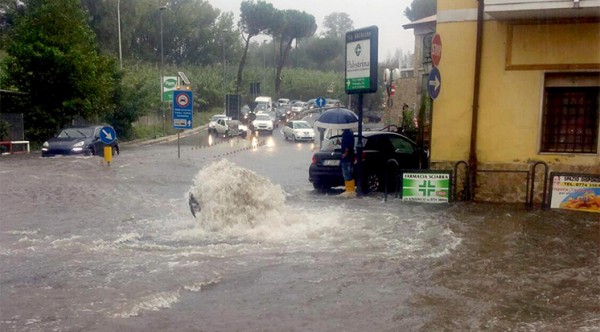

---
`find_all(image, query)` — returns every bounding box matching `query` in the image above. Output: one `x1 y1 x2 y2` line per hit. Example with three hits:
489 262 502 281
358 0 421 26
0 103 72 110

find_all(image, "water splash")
188 159 292 233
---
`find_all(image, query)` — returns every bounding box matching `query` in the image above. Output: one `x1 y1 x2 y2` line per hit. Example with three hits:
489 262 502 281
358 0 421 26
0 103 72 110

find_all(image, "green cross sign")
418 180 437 196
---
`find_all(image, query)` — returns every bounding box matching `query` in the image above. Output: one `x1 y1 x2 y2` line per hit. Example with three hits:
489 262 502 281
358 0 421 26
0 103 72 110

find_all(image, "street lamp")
117 0 122 70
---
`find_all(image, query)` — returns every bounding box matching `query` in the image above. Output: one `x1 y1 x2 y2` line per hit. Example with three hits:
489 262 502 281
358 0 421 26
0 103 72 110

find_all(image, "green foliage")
272 9 317 96
236 0 276 94
404 0 437 21
321 12 354 38
1 0 119 143
0 119 9 140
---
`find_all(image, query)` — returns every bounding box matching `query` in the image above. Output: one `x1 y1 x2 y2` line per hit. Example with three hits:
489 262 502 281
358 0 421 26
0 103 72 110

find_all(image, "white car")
208 114 227 135
282 120 315 142
252 113 274 134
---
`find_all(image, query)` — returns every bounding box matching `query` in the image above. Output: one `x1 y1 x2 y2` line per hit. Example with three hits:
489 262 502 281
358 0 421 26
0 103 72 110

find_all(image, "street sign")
428 67 441 99
173 90 193 129
162 76 177 102
345 26 378 94
402 171 451 203
431 34 442 67
99 126 116 144
315 96 326 107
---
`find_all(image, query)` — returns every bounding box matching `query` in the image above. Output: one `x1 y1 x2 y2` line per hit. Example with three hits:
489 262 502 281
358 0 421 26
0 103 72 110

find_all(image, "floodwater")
0 131 598 331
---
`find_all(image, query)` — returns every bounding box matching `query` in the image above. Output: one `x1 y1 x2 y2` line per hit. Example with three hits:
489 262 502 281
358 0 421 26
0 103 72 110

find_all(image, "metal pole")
117 0 122 70
160 6 166 134
356 93 364 195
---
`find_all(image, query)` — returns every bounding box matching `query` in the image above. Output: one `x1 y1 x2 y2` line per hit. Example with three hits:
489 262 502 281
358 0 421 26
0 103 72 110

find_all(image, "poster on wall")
549 172 600 213
402 171 451 203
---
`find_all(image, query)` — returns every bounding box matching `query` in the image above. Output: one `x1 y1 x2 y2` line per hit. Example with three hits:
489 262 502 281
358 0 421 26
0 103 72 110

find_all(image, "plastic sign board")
173 90 193 129
99 126 116 144
549 172 600 213
345 26 378 94
162 76 177 102
428 67 442 99
402 171 451 203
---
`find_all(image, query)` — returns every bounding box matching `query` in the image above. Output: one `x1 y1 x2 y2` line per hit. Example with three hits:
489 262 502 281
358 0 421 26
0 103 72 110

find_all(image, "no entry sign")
431 34 442 67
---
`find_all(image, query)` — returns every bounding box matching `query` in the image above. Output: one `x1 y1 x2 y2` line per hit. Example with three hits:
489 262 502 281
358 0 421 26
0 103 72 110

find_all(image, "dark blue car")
41 125 119 157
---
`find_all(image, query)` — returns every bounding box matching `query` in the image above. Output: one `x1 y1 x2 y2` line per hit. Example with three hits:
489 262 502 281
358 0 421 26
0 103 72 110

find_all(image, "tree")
322 12 353 39
0 0 119 143
236 0 275 94
404 0 437 21
271 9 316 97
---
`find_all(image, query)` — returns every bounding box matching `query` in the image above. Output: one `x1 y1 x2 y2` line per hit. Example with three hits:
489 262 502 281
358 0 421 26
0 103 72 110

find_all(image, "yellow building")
431 0 600 202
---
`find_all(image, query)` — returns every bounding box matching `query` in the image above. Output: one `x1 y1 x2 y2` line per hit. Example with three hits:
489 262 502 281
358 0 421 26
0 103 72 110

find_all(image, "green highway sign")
162 76 177 102
345 26 378 95
402 172 451 203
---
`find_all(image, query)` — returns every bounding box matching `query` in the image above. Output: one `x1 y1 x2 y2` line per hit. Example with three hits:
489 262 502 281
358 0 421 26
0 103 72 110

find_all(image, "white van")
254 96 273 112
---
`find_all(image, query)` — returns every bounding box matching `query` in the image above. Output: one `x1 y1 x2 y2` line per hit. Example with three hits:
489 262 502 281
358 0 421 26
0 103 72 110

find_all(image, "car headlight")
73 141 85 147
42 141 49 148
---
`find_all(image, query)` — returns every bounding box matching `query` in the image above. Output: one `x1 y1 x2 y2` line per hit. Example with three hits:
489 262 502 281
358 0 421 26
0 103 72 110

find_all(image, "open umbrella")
314 107 359 130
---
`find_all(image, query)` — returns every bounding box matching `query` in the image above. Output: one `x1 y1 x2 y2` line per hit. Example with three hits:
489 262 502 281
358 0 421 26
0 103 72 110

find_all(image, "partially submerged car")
308 131 426 193
41 125 119 157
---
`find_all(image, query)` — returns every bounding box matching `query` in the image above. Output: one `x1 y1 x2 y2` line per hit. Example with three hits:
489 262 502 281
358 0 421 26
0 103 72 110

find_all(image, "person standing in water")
340 128 356 197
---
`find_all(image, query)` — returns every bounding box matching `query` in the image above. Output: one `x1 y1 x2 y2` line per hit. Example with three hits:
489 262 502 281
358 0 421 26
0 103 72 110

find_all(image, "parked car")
41 125 119 157
308 131 426 193
251 113 274 134
282 120 315 142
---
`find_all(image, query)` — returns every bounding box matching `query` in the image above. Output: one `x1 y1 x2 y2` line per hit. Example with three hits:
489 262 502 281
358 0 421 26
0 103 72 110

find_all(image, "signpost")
99 126 116 165
315 96 326 108
162 76 177 102
173 90 193 130
345 26 378 195
173 90 193 159
428 67 441 100
431 34 442 67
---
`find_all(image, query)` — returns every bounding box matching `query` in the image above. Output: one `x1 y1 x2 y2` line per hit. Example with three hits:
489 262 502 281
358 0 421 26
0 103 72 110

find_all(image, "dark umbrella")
314 108 359 130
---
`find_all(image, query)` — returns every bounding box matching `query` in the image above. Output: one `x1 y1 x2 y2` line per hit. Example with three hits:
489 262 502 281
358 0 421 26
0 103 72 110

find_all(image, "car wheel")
363 172 381 194
224 130 229 138
89 148 95 156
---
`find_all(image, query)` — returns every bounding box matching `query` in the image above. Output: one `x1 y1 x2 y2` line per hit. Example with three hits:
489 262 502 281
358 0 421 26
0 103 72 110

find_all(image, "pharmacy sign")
402 171 451 203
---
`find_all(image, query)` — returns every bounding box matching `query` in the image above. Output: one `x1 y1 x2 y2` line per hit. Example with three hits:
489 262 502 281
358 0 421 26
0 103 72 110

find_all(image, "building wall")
432 0 599 202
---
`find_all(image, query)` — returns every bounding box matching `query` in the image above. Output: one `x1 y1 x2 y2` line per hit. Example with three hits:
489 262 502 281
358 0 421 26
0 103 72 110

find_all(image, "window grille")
541 73 599 154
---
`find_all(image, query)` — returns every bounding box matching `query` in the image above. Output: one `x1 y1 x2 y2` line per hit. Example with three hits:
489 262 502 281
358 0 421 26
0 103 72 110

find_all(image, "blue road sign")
315 96 326 107
428 67 442 100
99 126 116 144
173 90 193 129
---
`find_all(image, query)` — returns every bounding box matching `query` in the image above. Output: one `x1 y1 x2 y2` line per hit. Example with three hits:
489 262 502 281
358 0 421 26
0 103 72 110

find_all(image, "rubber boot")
340 180 356 197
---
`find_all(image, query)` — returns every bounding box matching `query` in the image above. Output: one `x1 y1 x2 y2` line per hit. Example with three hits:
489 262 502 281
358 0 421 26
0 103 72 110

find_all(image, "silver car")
282 120 315 142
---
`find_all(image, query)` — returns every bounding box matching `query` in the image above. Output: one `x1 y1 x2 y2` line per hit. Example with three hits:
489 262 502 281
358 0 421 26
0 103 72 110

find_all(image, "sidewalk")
121 124 208 147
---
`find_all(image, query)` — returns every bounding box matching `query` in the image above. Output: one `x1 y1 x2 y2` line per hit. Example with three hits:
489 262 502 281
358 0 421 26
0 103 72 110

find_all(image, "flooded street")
1 130 598 331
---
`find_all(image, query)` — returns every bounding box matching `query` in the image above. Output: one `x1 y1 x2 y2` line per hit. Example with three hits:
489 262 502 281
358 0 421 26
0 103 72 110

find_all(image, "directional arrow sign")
99 126 116 144
427 67 441 100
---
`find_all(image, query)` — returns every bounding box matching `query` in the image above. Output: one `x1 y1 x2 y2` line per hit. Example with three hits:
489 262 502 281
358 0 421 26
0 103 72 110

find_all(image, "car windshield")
293 122 311 129
256 114 270 121
211 115 225 121
58 128 93 138
320 134 366 152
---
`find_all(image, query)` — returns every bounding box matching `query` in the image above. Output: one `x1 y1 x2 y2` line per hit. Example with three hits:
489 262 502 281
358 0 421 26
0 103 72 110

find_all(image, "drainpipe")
468 0 484 200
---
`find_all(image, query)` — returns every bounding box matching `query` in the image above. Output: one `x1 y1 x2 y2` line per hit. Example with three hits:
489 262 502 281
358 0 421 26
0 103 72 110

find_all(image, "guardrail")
0 141 30 155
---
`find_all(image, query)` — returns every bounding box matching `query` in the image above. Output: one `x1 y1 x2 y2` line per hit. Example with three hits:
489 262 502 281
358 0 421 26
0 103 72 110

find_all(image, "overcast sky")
208 0 416 61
